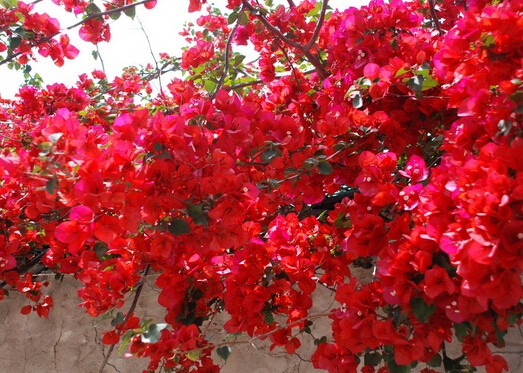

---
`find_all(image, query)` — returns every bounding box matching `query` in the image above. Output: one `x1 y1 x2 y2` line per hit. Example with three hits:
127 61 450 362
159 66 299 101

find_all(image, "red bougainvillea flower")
399 155 429 183
144 0 157 9
79 19 111 44
55 205 94 254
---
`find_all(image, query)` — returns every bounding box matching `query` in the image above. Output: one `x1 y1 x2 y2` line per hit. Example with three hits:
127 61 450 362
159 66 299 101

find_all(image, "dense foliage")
0 0 522 372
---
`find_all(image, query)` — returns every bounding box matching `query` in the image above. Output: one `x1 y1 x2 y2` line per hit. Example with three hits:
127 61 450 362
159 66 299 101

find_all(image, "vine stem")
98 264 151 373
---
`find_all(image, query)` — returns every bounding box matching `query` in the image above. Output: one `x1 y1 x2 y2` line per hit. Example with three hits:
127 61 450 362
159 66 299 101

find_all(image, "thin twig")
241 0 302 49
211 9 242 100
137 16 164 97
98 264 151 373
427 0 443 35
273 38 300 83
241 0 328 79
95 44 106 75
66 0 155 30
224 69 316 90
175 312 332 356
224 79 263 90
304 0 329 51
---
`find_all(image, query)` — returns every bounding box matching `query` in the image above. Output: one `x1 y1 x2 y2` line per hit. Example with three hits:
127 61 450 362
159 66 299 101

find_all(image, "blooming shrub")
0 0 521 372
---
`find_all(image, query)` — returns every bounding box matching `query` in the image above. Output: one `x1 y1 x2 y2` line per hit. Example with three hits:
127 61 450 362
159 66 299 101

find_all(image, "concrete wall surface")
0 277 521 373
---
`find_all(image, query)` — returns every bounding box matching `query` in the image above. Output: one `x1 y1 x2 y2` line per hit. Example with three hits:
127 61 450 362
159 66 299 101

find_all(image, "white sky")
0 0 368 99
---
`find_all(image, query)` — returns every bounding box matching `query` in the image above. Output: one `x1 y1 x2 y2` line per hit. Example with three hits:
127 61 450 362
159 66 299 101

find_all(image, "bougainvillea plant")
0 0 522 372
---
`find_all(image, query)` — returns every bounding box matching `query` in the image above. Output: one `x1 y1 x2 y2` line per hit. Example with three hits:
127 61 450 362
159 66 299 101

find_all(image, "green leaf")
408 75 424 92
153 142 164 152
111 312 124 327
317 160 333 175
344 85 356 100
238 11 248 26
141 323 168 344
306 1 326 17
187 350 202 361
390 38 399 49
314 336 327 345
364 351 383 366
46 177 57 195
421 75 438 91
93 242 108 259
216 346 232 361
386 358 411 373
410 297 435 323
109 11 121 20
352 91 363 108
494 324 507 348
48 132 63 144
232 54 245 66
261 148 280 162
303 157 318 170
39 142 51 155
262 310 274 325
415 67 430 78
483 34 495 48
227 12 238 24
427 353 442 368
0 0 19 9
123 6 136 19
85 3 101 15
203 79 217 93
9 36 21 50
395 67 409 77
92 50 98 61
13 26 25 38
187 204 208 227
497 119 513 137
453 322 471 342
355 77 372 88
169 218 191 235
507 312 518 325
119 330 135 353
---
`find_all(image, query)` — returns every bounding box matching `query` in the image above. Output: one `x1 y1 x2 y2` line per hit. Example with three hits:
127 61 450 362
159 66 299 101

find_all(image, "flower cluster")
0 0 521 372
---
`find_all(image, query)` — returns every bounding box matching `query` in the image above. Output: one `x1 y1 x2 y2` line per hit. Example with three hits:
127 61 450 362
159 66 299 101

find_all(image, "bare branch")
211 8 243 100
273 38 300 83
427 0 443 35
95 45 106 75
66 0 155 30
304 0 329 52
224 69 316 91
98 264 151 373
241 0 329 80
241 0 302 50
174 311 333 357
137 16 164 97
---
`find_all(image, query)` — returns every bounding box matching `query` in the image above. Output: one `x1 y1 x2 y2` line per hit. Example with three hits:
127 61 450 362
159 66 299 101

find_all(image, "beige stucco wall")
0 277 521 373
